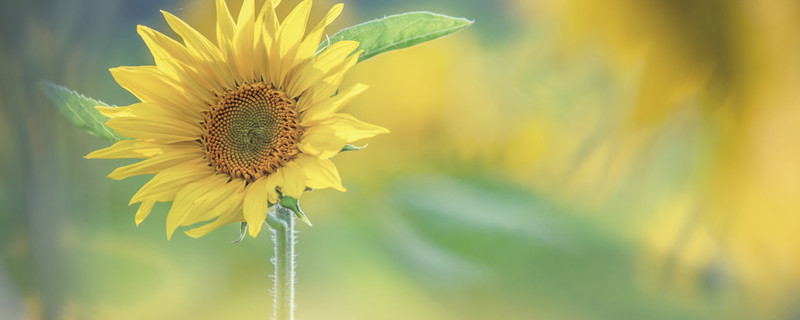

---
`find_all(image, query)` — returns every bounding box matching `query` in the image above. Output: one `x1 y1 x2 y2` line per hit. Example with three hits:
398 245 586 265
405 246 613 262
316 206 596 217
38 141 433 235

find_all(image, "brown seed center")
200 83 303 183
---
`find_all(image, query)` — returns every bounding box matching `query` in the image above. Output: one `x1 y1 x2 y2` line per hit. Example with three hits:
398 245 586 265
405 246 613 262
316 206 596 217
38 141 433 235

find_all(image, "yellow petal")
179 176 238 227
233 0 256 83
129 162 214 204
277 0 312 58
184 178 247 238
324 113 390 143
216 0 236 57
297 125 346 159
108 149 205 180
137 25 196 70
256 0 279 42
265 171 284 204
104 117 200 143
191 178 247 222
184 205 243 238
297 50 361 108
135 200 156 226
300 83 368 124
110 67 204 118
258 0 281 84
98 103 201 143
295 154 345 192
295 3 343 62
243 176 271 237
162 10 235 89
273 0 312 86
85 140 167 159
268 32 283 86
165 174 229 239
137 25 218 103
97 102 200 124
253 0 274 83
286 40 359 98
279 161 306 198
215 0 236 61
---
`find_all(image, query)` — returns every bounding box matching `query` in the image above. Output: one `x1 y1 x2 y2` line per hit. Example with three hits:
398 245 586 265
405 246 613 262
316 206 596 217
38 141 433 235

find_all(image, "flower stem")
266 204 296 320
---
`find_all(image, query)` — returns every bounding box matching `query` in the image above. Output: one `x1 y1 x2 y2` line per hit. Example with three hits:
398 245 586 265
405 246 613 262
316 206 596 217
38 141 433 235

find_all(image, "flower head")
87 0 388 239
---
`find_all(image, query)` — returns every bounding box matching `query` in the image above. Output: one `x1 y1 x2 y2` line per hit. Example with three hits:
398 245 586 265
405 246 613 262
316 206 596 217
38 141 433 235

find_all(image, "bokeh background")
3 0 800 319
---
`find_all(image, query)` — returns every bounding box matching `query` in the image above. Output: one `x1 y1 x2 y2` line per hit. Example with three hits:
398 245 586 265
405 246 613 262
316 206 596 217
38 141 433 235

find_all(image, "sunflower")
86 0 388 239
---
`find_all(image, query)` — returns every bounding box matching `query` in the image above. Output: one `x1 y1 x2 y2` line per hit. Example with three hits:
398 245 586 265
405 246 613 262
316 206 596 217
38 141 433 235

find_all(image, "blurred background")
2 0 800 319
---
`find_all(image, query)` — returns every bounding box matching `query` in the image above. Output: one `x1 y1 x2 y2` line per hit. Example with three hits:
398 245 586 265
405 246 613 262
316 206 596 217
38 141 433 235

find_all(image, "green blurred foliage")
2 0 798 319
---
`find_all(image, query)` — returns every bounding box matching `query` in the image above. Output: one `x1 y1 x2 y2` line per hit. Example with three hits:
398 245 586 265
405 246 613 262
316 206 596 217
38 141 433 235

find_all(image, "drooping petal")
297 125 346 159
129 162 215 204
184 205 243 238
135 200 157 226
297 113 387 160
264 170 284 204
279 161 306 198
243 176 271 237
165 174 230 239
191 178 246 223
295 154 345 192
324 113 390 143
179 176 239 226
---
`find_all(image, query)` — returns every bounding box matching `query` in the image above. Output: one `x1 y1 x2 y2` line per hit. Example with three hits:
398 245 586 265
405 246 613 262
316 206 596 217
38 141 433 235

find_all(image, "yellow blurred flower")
511 0 800 315
87 0 387 239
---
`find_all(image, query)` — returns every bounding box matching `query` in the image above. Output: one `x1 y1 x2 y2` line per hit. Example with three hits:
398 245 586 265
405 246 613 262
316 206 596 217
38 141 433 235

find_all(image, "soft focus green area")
3 0 800 319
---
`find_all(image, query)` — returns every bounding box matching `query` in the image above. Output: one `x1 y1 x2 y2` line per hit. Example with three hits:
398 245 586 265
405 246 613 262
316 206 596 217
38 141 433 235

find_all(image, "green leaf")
279 196 312 226
317 11 473 62
39 81 127 142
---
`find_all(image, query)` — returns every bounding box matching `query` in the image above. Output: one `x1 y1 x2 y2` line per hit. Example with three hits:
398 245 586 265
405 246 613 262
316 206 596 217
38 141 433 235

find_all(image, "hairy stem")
266 204 296 320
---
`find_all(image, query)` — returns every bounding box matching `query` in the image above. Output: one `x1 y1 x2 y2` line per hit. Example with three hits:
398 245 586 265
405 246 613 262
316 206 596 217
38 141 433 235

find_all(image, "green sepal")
39 81 128 142
232 222 248 244
279 196 312 226
340 144 367 153
317 11 473 63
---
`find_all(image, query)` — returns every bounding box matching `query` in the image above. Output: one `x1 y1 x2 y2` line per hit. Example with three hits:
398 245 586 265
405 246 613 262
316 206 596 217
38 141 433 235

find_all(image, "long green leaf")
317 11 473 62
40 81 127 142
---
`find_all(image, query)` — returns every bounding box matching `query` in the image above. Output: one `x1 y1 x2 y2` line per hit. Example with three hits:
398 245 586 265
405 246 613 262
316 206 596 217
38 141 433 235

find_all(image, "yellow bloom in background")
511 0 800 316
86 0 387 239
